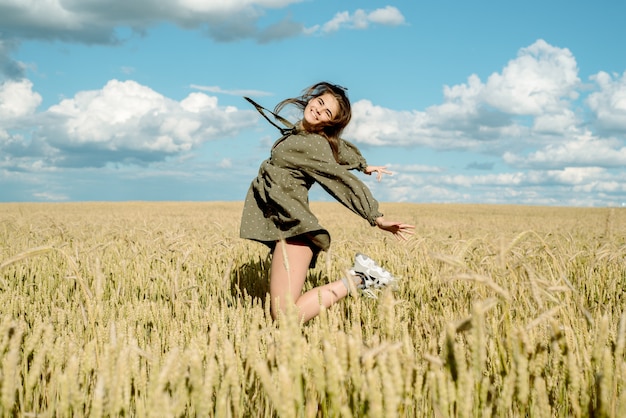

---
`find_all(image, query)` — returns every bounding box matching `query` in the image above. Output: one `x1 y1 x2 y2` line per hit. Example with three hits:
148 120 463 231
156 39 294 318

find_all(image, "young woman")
240 82 414 322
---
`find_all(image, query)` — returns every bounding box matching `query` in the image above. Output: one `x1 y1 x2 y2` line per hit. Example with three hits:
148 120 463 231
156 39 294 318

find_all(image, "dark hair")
274 82 351 162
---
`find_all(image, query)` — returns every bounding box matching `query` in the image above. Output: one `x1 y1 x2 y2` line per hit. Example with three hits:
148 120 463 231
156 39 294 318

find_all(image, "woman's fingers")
376 220 415 241
387 223 415 240
399 224 415 239
376 168 393 181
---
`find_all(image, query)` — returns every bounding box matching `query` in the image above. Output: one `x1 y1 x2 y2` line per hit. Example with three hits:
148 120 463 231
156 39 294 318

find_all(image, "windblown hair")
274 82 351 162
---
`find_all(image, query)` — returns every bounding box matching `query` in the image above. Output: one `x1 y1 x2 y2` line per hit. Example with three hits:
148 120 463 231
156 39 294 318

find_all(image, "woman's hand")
364 166 392 181
375 217 415 241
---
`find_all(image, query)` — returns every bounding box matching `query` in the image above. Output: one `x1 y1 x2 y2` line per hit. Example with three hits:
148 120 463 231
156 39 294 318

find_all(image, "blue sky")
1 0 625 206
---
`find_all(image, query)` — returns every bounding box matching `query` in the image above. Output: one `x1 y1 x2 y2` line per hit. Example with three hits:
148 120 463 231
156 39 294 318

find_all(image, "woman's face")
303 92 340 128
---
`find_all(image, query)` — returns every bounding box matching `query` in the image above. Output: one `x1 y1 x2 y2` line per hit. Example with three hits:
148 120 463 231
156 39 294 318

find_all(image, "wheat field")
0 201 625 417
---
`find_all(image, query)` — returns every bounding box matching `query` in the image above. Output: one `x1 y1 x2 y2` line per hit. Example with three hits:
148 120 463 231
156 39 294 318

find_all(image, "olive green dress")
240 128 383 266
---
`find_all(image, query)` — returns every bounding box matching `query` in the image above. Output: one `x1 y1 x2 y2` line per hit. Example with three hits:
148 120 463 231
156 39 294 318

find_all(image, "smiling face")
302 92 340 130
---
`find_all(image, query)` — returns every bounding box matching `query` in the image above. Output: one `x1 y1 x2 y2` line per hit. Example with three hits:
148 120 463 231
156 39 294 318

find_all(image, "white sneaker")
350 253 397 297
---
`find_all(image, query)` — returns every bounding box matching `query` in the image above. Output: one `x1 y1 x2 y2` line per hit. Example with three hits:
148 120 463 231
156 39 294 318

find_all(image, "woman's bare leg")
270 240 350 322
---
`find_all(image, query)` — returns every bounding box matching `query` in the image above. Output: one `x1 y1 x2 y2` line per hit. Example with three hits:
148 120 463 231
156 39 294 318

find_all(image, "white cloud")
0 0 299 30
503 133 626 168
587 70 626 133
346 99 428 146
481 40 580 115
346 95 515 151
532 109 578 134
369 6 406 26
180 92 218 113
319 6 406 33
381 166 624 206
342 35 624 207
0 78 41 121
545 166 607 185
346 40 595 156
0 79 256 168
321 12 350 33
0 1 405 54
47 79 253 150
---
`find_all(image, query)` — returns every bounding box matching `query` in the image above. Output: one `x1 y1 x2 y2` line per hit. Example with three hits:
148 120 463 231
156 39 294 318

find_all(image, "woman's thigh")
269 239 313 307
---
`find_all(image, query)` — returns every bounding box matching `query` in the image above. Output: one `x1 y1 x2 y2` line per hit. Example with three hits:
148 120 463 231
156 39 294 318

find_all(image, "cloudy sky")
1 0 625 206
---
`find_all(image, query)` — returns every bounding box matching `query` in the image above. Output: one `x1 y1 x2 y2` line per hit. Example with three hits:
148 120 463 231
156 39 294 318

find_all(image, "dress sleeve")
337 138 368 172
286 135 383 226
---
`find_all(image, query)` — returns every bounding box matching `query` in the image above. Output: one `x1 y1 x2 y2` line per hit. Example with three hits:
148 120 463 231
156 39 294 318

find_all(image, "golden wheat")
0 202 625 416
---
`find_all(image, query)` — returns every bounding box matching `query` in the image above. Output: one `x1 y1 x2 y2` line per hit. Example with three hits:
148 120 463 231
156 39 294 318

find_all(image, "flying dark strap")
244 97 297 136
